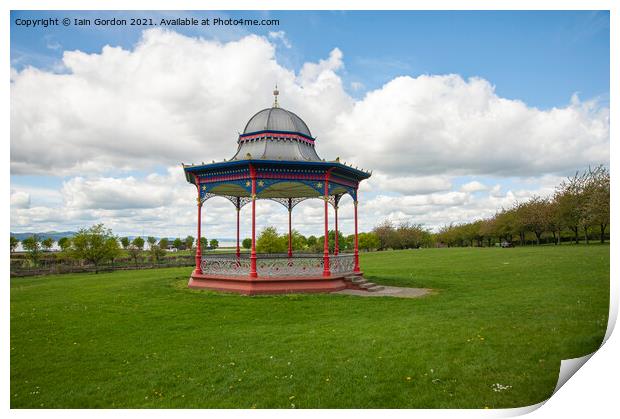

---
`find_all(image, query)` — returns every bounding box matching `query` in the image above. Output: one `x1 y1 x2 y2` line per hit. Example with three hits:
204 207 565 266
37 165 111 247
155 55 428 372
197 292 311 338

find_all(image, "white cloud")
369 172 452 195
460 181 488 193
11 29 608 180
9 29 610 235
10 191 31 209
350 81 364 91
325 75 609 177
268 30 292 48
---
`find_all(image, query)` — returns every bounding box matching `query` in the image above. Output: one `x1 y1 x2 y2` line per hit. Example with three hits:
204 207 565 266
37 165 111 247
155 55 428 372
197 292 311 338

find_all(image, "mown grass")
10 245 609 408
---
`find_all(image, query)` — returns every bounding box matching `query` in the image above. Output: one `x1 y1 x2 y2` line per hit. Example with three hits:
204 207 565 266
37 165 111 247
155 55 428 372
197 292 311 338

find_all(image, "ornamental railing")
200 253 354 278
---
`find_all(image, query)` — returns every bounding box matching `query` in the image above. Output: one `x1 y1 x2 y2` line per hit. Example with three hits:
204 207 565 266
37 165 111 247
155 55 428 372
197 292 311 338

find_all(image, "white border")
3 1 617 418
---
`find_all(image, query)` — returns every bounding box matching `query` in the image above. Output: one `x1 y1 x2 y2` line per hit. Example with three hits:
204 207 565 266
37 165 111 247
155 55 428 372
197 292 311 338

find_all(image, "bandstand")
182 89 371 294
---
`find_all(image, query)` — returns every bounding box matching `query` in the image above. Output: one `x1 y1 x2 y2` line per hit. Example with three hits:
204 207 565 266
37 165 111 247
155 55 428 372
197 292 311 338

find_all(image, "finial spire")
273 84 279 108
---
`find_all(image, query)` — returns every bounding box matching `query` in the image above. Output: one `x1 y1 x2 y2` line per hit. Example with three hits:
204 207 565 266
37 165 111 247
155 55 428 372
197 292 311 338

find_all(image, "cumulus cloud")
10 190 31 209
11 29 608 179
326 75 609 177
9 29 610 235
460 181 488 193
368 172 452 195
268 30 292 48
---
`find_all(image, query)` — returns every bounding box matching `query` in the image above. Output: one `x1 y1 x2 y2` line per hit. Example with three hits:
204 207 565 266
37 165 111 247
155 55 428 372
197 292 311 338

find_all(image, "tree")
127 245 142 266
41 237 54 252
373 220 398 250
396 222 431 249
185 235 195 250
158 238 169 250
173 238 184 251
583 165 610 243
21 235 41 266
209 239 219 250
256 227 286 253
150 244 166 264
132 236 145 250
358 232 380 251
242 238 252 250
120 237 130 249
555 171 588 244
105 237 122 266
520 196 551 245
10 236 19 253
306 235 318 251
479 218 497 247
290 230 307 251
70 224 119 273
147 236 157 249
58 237 71 252
200 237 208 250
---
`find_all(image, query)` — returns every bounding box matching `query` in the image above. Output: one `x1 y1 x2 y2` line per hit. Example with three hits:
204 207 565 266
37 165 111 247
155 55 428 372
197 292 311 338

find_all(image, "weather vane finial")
273 84 279 108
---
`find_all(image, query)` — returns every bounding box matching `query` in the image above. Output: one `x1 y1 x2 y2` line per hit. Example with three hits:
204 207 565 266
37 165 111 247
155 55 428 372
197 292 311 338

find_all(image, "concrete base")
188 269 361 295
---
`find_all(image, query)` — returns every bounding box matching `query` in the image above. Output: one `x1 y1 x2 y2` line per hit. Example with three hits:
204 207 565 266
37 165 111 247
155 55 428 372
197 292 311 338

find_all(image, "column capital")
251 194 257 200
354 200 358 207
196 197 203 206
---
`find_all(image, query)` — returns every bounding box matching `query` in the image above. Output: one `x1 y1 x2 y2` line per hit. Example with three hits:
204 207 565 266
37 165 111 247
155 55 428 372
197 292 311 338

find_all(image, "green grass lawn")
10 245 609 408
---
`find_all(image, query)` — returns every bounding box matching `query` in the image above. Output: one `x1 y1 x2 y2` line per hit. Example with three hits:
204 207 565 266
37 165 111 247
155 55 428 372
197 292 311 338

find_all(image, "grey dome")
232 106 321 162
243 107 312 137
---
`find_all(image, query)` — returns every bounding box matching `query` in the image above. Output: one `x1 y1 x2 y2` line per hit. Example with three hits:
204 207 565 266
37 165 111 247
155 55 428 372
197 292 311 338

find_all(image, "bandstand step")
351 278 369 285
343 275 384 293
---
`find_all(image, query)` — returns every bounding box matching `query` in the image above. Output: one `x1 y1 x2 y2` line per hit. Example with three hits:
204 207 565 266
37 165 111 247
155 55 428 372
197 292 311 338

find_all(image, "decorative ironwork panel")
200 253 354 277
328 194 344 209
200 192 218 203
268 197 311 210
329 254 355 274
256 255 324 277
201 256 250 276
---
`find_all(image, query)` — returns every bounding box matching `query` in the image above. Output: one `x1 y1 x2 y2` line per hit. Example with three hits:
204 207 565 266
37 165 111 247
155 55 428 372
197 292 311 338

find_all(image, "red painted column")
353 197 360 273
236 202 240 259
195 192 203 275
287 198 293 258
249 165 258 278
334 204 339 256
323 175 331 277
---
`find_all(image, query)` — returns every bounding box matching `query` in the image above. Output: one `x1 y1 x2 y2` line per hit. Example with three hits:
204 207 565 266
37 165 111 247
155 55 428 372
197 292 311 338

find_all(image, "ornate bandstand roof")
232 106 320 162
182 88 371 206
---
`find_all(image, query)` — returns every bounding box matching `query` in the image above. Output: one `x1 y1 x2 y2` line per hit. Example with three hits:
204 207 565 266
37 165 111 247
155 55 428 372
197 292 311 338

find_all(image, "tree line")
435 166 609 247
10 166 610 270
10 225 220 273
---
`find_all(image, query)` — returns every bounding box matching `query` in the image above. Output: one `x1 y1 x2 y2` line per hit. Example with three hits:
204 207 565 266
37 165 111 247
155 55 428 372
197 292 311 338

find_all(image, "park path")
333 286 431 298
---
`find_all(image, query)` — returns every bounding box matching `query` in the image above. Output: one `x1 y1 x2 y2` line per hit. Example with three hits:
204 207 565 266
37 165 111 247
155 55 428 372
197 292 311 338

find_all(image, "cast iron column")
353 198 360 273
288 198 293 258
236 198 241 260
195 190 203 275
249 165 258 278
323 175 331 277
334 204 339 256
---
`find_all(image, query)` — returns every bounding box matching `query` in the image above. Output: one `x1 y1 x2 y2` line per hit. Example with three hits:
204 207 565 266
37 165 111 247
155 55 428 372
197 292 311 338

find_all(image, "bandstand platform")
182 88 371 295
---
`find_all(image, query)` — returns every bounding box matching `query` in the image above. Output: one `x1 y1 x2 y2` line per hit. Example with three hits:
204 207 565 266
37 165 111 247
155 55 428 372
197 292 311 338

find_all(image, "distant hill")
10 231 77 242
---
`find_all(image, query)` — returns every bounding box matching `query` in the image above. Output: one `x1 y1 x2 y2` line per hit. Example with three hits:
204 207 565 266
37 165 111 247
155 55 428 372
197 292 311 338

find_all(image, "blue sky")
11 10 609 108
10 10 610 236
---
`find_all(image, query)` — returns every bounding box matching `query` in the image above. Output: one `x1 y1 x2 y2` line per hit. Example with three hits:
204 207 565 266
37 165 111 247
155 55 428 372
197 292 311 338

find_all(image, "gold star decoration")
316 182 323 188
258 180 265 187
245 181 251 187
202 185 206 191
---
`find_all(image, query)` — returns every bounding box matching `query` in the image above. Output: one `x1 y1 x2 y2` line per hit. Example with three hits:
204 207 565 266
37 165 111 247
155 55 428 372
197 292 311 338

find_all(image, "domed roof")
232 90 321 162
243 107 312 137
